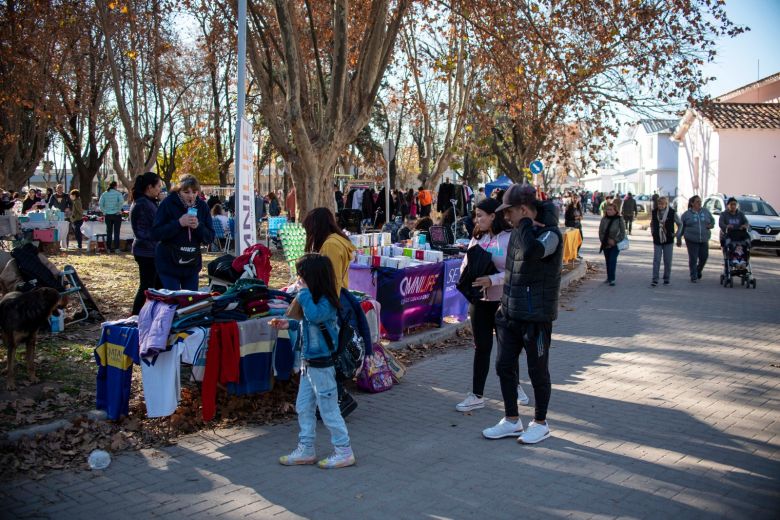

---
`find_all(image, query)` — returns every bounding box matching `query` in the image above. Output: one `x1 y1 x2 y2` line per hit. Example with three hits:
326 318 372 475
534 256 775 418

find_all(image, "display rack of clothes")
436 183 467 215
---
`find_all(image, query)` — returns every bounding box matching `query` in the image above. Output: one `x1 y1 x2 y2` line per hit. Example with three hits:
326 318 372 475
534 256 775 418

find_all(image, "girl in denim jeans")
271 254 355 469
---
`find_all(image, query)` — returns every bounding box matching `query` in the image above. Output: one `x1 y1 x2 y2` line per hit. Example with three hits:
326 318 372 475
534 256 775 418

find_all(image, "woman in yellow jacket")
301 207 358 417
302 207 356 295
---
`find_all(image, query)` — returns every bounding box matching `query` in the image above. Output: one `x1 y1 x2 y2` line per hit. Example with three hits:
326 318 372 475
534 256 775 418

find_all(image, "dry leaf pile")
391 326 474 366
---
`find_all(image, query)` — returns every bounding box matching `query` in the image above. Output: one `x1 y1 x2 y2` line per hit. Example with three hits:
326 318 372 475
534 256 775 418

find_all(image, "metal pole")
233 0 247 255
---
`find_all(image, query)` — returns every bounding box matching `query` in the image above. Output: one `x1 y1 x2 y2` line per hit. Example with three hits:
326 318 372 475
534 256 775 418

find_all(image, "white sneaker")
517 384 530 406
518 420 551 444
456 392 485 412
482 417 524 439
279 443 316 465
318 446 356 469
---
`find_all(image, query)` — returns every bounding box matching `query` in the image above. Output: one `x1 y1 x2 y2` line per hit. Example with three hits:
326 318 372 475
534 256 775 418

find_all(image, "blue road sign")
529 160 544 175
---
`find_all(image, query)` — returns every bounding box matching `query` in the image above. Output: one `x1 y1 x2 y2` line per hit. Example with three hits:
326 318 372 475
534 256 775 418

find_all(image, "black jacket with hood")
498 201 564 324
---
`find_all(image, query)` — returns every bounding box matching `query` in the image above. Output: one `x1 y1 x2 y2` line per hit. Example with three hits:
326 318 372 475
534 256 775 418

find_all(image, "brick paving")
4 216 779 519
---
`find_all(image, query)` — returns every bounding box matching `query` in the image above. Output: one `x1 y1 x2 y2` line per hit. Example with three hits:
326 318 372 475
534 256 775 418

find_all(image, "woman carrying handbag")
598 202 626 286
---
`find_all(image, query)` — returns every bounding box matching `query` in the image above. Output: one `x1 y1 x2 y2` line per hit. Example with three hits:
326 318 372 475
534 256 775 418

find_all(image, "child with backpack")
270 253 356 469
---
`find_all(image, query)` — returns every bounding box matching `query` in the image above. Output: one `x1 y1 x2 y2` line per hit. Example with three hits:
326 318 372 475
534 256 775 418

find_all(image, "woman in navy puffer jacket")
151 175 214 290
130 172 163 314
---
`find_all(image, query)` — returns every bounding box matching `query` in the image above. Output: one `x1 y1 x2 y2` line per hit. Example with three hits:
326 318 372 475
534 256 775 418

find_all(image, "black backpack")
319 314 366 381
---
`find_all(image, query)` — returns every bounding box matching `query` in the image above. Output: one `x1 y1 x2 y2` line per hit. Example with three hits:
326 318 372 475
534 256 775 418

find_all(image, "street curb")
3 262 590 442
382 319 472 351
3 409 107 443
560 260 587 292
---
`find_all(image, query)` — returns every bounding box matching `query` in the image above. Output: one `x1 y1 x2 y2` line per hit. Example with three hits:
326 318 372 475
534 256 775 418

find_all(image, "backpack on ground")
356 344 394 393
375 344 406 384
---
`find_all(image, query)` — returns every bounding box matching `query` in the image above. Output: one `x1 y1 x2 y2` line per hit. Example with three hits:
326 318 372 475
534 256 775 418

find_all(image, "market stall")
81 220 135 251
347 232 468 340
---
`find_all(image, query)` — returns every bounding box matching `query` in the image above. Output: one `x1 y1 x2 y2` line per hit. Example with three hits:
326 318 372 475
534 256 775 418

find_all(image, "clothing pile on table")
94 284 385 422
95 281 296 422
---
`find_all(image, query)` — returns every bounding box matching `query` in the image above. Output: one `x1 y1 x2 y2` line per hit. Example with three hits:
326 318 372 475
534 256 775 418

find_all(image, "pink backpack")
356 345 394 393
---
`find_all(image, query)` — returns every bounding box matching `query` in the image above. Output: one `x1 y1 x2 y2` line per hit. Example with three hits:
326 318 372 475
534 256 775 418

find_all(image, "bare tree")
244 0 411 218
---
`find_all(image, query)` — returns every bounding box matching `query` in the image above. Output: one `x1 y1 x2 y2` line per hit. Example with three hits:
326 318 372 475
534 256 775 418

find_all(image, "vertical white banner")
236 117 256 254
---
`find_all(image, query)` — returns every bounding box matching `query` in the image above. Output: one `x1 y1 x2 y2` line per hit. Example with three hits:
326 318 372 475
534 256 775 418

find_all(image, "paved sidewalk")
5 216 779 519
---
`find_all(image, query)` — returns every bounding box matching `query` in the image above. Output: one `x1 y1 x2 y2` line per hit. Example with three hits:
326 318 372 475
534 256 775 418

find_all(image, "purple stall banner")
376 262 443 340
348 263 377 299
442 257 469 321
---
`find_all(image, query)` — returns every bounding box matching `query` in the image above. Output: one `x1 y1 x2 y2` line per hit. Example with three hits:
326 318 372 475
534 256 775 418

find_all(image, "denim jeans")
603 246 619 282
297 365 350 448
652 243 674 283
685 241 708 280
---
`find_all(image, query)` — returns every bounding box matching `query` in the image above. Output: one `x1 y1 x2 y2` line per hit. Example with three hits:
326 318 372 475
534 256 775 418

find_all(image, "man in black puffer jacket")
481 184 563 445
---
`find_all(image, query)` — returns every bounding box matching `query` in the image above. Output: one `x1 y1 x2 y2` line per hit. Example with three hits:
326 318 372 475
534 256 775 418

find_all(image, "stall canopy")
485 175 513 198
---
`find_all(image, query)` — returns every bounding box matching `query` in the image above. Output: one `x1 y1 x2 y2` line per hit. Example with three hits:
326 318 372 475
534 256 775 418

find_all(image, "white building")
672 72 780 209
612 119 679 196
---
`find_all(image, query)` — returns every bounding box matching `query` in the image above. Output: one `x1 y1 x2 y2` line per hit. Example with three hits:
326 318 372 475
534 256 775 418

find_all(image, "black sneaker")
339 392 358 418
663 280 670 285
651 281 658 287
316 392 358 420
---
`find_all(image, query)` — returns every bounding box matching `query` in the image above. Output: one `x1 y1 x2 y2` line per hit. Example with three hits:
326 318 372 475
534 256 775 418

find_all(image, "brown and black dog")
0 287 61 390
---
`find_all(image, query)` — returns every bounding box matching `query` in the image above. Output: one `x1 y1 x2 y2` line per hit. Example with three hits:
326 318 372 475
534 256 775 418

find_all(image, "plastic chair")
211 219 232 253
61 267 89 326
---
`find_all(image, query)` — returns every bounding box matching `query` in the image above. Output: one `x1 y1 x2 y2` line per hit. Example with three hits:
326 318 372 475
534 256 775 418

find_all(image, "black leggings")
132 255 161 315
496 319 552 421
469 300 500 396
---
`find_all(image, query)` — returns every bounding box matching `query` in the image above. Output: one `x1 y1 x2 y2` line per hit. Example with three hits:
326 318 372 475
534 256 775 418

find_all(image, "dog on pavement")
0 287 61 390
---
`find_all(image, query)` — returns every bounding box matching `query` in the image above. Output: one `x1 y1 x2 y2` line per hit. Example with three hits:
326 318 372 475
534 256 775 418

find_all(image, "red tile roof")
698 103 780 129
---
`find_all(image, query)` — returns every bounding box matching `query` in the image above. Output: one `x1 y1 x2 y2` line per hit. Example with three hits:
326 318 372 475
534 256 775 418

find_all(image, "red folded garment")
244 299 269 315
144 291 212 307
202 321 240 421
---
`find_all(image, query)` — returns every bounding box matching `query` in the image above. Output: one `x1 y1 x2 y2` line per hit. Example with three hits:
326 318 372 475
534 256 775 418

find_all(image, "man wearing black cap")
482 183 563 445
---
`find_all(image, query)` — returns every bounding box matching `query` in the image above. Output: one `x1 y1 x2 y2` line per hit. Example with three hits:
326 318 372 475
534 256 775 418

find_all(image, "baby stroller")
720 229 756 289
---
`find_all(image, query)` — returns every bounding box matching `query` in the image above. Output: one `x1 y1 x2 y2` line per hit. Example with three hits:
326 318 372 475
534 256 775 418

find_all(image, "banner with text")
376 262 443 340
235 117 256 255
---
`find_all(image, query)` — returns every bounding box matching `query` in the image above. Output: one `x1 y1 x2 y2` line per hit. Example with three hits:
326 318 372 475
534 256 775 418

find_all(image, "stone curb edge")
2 261 589 442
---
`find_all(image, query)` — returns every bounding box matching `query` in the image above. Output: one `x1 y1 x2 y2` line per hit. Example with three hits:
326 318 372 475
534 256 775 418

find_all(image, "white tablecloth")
81 220 135 242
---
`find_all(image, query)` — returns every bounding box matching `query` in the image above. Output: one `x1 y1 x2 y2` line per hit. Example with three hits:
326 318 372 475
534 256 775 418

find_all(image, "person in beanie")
482 184 563 445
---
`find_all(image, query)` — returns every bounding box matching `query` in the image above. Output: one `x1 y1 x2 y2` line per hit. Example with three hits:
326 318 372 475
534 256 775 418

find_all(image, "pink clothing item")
459 230 510 301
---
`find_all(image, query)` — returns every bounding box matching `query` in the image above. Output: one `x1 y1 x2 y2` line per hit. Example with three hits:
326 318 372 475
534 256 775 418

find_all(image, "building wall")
676 116 720 202
717 129 780 208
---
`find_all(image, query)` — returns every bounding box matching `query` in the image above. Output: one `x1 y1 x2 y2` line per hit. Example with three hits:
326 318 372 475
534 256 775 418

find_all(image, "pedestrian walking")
98 181 125 253
129 172 163 315
650 196 681 287
621 193 637 234
271 254 356 469
598 202 626 286
482 184 563 445
455 198 530 413
151 174 214 291
678 195 715 283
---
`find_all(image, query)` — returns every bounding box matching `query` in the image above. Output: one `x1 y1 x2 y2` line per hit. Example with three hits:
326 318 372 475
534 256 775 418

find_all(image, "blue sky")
702 0 780 97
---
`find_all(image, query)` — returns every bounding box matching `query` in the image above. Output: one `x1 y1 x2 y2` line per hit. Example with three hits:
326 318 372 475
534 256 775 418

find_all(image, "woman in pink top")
456 198 529 412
